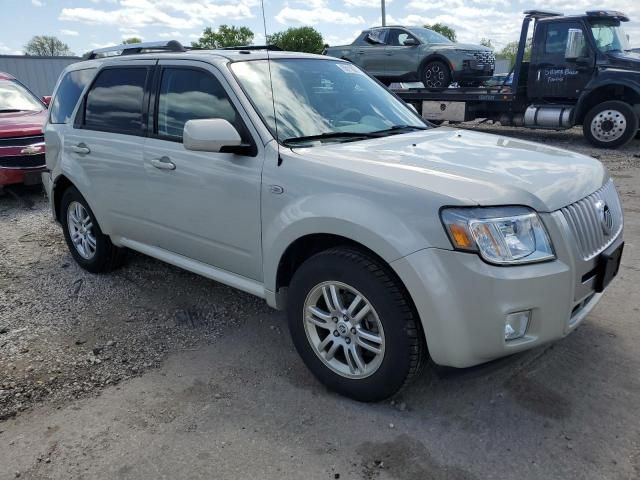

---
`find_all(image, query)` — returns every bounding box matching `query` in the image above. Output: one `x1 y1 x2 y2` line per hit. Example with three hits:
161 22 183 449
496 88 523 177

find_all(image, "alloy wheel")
67 201 97 260
424 64 445 88
590 109 627 143
303 281 385 379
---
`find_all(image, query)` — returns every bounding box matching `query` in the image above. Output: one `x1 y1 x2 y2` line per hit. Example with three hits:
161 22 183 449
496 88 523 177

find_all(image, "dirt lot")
0 127 639 480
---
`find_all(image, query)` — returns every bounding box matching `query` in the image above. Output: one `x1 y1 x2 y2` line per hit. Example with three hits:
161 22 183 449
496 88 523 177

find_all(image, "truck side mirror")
565 29 585 61
403 38 419 46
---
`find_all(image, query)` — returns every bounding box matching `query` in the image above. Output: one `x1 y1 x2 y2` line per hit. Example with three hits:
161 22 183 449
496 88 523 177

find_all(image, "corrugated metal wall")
0 55 79 97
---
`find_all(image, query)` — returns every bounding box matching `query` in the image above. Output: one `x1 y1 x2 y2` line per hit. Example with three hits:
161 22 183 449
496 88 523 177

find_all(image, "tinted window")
50 69 94 124
388 29 416 46
84 68 147 134
544 23 582 54
157 68 238 140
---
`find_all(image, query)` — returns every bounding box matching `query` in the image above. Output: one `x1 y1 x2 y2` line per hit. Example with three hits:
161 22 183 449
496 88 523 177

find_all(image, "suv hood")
291 128 607 212
0 109 47 139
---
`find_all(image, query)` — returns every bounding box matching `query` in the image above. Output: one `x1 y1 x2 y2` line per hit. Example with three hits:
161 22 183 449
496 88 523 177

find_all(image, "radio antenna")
260 0 281 165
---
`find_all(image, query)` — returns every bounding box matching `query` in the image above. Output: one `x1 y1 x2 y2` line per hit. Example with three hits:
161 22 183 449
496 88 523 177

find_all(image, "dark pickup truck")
324 26 494 88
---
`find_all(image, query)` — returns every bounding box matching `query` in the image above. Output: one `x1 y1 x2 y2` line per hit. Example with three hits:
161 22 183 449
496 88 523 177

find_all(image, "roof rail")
523 10 563 18
218 45 283 51
83 40 186 60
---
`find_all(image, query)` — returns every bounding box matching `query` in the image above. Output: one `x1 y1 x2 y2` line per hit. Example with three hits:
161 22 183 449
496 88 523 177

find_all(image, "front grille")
0 153 45 169
472 51 495 68
0 135 44 148
560 180 623 260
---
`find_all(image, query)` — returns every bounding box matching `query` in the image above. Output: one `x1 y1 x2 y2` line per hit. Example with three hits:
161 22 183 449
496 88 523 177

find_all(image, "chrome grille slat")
560 180 623 260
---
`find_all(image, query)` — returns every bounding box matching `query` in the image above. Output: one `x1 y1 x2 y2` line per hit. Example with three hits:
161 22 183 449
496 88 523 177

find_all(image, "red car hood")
0 110 47 139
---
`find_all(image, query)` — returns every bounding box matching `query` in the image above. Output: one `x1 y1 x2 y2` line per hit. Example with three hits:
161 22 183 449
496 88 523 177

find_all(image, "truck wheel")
583 101 639 148
421 61 451 89
287 247 425 402
61 186 125 273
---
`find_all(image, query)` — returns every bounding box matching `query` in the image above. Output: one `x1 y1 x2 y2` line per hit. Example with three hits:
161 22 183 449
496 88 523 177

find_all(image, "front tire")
287 247 425 402
60 186 125 273
583 100 639 149
420 61 452 89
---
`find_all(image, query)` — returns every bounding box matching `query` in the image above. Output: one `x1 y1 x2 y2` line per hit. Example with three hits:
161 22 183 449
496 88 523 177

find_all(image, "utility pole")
381 0 386 26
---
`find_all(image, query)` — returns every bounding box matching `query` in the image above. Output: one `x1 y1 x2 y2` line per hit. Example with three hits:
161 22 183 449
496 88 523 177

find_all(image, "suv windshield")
231 59 427 146
408 27 452 44
590 21 631 52
0 80 43 112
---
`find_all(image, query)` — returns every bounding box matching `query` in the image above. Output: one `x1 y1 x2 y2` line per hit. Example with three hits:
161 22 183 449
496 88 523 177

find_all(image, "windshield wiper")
282 131 381 146
0 109 23 113
371 125 429 135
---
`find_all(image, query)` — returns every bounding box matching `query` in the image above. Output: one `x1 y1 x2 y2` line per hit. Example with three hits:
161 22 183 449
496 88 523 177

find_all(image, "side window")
49 69 94 124
156 68 240 141
389 29 414 46
366 29 388 45
84 67 148 135
545 23 584 55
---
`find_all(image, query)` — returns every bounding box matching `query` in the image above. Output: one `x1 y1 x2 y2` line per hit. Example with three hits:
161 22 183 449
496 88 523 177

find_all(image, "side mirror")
403 38 419 46
42 96 51 107
183 119 242 153
565 28 585 61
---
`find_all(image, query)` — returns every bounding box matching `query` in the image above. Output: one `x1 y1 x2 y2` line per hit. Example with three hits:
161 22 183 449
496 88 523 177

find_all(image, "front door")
528 21 595 100
142 61 264 281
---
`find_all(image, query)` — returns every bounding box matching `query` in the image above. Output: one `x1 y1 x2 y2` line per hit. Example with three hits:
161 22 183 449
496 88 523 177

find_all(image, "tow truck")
393 10 640 148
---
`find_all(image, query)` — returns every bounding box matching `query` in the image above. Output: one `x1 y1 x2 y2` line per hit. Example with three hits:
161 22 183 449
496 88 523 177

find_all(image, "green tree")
192 25 254 49
497 38 532 67
423 23 457 42
122 37 142 44
24 35 73 56
480 38 494 49
267 26 324 54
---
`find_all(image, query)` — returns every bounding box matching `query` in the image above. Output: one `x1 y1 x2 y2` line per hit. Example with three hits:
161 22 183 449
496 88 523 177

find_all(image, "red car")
0 72 49 187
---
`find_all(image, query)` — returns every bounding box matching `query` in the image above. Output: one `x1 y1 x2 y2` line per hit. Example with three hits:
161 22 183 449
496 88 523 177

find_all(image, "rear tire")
420 61 452 89
287 247 425 402
60 186 125 273
583 100 638 149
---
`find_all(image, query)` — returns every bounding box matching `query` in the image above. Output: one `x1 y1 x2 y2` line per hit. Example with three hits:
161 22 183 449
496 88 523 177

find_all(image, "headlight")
440 206 555 265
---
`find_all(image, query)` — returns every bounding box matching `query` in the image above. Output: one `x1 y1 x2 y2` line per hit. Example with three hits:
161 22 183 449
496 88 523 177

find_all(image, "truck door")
528 21 595 101
385 28 420 79
355 29 389 78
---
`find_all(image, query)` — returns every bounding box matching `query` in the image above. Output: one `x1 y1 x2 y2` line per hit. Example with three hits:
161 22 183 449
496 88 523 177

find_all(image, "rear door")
355 29 389 77
385 28 420 78
65 62 154 240
141 61 264 281
528 20 595 100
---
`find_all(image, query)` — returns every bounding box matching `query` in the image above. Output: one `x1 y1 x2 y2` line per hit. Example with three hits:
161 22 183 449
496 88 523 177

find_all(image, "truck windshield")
408 28 453 44
590 21 631 52
0 80 44 112
231 59 427 145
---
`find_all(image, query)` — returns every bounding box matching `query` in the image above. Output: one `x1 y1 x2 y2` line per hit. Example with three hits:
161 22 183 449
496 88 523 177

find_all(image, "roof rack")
523 10 563 18
218 45 282 51
83 40 186 60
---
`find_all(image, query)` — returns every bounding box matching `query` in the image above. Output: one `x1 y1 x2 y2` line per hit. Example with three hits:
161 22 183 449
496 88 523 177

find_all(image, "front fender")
262 192 423 295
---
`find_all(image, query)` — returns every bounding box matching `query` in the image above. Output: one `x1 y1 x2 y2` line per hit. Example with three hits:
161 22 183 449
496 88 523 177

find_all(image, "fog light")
505 311 530 341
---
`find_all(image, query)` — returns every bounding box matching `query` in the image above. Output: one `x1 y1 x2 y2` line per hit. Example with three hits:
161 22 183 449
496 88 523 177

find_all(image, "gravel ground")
0 127 639 479
0 190 268 421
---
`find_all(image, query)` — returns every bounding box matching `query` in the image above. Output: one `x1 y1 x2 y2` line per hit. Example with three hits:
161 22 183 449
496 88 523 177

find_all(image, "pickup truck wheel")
61 186 125 273
583 100 639 148
287 247 425 402
420 61 451 89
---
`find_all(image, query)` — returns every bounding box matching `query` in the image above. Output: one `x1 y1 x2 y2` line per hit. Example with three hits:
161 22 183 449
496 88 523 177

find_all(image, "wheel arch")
418 54 453 76
575 82 640 124
52 174 75 222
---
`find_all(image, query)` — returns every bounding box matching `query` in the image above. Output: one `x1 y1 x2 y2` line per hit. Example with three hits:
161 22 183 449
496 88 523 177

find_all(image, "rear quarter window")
49 69 95 124
83 67 148 135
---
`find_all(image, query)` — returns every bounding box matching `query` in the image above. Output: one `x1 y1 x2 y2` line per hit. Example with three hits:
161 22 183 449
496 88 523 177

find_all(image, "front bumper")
392 225 622 368
0 165 46 186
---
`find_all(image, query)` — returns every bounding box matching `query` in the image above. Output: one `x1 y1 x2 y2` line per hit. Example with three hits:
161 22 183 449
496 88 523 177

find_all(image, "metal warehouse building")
0 55 79 97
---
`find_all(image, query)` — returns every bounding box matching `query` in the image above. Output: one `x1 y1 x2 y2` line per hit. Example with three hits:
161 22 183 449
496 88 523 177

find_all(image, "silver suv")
43 41 624 401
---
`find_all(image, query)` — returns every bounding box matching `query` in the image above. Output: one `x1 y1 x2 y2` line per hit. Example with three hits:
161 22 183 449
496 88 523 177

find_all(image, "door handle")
150 156 176 171
357 50 364 54
71 143 90 155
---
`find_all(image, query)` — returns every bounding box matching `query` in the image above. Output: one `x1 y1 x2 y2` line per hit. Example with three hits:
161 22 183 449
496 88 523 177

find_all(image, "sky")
0 0 639 56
